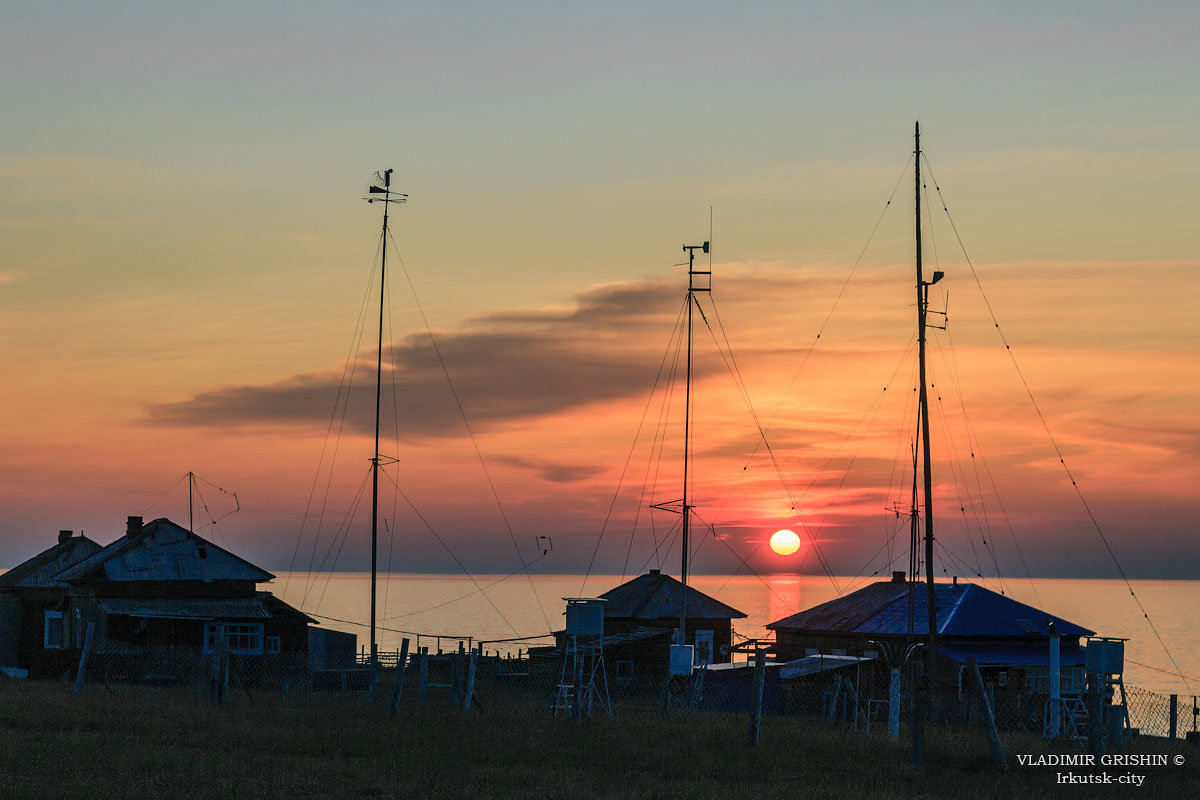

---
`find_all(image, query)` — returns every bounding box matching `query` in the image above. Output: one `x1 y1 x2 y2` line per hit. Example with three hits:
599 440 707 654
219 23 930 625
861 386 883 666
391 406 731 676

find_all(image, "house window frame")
615 660 635 681
203 622 264 655
43 611 64 649
265 635 281 655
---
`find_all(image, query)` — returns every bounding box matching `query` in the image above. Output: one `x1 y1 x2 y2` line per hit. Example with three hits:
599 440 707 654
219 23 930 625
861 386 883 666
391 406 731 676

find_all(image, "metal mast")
914 122 943 681
366 169 406 664
677 241 709 643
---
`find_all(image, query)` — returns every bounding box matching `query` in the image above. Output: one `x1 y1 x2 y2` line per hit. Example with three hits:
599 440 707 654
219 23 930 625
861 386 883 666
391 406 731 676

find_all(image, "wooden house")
542 569 747 681
1 516 315 680
0 530 102 676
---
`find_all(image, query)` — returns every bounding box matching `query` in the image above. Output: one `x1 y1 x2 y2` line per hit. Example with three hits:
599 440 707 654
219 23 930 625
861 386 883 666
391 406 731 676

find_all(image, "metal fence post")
1170 694 1178 741
888 666 901 738
417 647 429 706
464 645 479 710
748 649 766 746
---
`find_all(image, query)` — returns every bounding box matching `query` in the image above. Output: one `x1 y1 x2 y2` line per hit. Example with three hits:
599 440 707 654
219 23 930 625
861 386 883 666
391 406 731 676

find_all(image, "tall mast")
188 471 194 533
366 168 405 664
679 241 709 644
914 122 941 672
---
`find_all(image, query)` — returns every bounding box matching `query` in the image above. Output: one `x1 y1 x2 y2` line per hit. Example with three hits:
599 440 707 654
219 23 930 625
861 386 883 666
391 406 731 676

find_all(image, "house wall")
605 616 735 664
8 588 78 677
772 630 872 662
0 594 20 667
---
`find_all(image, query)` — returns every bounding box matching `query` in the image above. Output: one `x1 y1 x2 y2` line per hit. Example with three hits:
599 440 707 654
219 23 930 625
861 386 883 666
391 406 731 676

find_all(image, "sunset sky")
2 2 1198 582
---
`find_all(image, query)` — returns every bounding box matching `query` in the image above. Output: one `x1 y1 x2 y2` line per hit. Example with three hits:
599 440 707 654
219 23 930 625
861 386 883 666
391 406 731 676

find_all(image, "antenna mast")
679 240 710 644
366 169 406 664
914 123 941 664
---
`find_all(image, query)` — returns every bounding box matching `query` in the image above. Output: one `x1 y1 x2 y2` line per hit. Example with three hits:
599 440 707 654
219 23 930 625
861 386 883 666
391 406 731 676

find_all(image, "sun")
769 529 801 556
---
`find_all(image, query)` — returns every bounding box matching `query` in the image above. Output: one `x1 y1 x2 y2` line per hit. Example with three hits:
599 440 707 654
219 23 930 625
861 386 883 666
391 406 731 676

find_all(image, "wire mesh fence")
1122 683 1177 739
68 642 1194 761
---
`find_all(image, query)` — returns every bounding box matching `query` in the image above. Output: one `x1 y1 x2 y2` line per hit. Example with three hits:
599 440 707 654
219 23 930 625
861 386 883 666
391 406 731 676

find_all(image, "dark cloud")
492 455 605 484
142 278 713 437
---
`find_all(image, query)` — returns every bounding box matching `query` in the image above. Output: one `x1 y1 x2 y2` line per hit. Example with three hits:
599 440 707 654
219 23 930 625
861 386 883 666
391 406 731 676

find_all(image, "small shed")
544 569 746 681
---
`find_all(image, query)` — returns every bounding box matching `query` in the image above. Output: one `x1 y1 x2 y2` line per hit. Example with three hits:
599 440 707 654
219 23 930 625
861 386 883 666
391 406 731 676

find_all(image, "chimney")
891 570 906 583
58 530 72 544
952 575 958 586
126 515 143 536
649 569 661 576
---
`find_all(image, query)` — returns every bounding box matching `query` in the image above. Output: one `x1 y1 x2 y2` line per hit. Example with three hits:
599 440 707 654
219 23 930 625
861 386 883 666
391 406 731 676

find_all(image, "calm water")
274 571 1200 696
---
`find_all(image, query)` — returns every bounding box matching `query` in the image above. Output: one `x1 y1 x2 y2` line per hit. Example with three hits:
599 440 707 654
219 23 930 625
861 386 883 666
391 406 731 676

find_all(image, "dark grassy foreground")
1 679 1195 799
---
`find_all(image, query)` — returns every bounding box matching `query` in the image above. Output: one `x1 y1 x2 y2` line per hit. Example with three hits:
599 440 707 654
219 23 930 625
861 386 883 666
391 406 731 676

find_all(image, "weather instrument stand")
554 598 612 719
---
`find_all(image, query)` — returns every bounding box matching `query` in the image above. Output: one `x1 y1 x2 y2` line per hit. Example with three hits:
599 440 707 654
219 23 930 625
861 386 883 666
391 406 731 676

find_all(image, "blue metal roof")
767 580 1095 638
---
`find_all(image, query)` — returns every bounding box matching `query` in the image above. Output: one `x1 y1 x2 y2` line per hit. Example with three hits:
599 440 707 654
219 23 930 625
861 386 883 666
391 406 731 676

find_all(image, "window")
203 622 264 655
266 636 281 655
43 611 64 649
73 610 83 648
615 660 634 681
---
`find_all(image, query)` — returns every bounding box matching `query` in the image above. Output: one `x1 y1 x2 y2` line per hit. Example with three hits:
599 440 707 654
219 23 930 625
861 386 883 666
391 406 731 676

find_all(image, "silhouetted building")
1 516 317 679
538 569 747 682
0 530 102 676
767 571 1099 722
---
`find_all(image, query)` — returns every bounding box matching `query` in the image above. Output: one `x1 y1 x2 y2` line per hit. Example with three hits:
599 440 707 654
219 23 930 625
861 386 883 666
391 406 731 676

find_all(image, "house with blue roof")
767 570 1101 710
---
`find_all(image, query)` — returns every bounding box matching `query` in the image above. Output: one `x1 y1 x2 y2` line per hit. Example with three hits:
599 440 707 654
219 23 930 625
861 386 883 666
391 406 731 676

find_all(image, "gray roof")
597 570 747 620
779 654 876 680
766 580 1094 638
56 518 274 584
98 597 271 620
0 535 103 589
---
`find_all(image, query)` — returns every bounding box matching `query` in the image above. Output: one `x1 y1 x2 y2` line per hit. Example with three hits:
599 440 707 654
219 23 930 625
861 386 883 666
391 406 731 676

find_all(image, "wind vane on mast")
364 167 406 665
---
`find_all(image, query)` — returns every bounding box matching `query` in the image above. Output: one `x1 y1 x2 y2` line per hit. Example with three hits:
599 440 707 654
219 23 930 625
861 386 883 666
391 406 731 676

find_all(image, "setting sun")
769 529 801 556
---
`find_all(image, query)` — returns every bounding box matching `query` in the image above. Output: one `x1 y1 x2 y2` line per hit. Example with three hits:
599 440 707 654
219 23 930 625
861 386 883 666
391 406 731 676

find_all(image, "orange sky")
2 3 1198 581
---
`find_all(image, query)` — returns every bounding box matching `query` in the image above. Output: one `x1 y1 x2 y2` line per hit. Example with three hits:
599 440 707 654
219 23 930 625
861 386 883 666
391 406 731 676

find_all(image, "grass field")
1 678 1196 799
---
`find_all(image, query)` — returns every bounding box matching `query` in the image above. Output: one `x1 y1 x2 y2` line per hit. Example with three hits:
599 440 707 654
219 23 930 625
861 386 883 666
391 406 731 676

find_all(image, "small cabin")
542 569 746 682
0 530 102 676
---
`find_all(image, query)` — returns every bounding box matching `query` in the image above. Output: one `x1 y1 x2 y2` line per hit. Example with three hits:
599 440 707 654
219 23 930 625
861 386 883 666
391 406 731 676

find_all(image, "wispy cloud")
492 455 604 484
142 277 708 437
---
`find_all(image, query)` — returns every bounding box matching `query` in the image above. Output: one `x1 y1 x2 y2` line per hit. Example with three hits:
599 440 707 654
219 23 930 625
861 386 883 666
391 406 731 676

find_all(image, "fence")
67 641 1197 764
